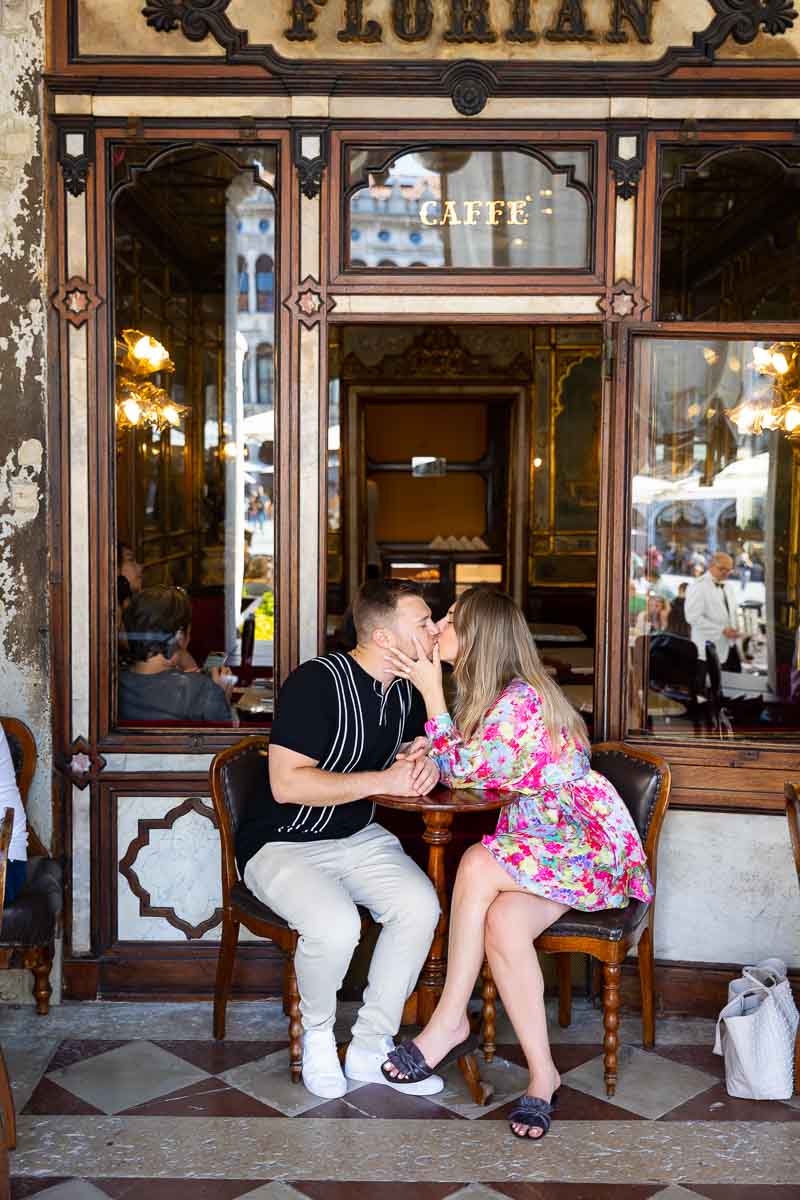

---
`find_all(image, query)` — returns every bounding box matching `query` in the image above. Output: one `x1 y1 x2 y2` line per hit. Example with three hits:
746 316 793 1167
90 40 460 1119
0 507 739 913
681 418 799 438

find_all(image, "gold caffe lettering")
419 197 539 226
285 1 656 46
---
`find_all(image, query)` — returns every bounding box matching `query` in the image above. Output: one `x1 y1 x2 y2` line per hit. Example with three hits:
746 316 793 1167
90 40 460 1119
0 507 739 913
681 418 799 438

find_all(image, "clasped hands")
382 735 439 797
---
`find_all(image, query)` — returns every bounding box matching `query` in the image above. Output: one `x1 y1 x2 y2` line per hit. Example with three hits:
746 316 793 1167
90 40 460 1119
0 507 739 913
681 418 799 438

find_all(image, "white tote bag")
713 959 799 1100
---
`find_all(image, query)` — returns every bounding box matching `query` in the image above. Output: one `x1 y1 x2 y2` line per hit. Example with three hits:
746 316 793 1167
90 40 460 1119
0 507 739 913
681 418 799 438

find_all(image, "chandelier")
729 342 800 439
115 329 187 432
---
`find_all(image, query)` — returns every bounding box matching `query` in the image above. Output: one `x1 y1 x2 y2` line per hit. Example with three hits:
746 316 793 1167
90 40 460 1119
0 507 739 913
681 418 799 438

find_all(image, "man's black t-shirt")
235 652 426 873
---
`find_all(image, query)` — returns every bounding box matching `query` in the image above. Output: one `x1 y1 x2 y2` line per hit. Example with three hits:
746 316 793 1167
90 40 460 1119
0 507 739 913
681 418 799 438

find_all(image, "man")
684 551 741 681
235 580 442 1100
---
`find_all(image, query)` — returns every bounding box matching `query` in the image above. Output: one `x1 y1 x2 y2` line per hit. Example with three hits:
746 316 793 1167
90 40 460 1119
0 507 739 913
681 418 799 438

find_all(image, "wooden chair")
1 807 18 1151
210 736 303 1081
0 717 62 1015
784 782 800 1094
480 742 671 1098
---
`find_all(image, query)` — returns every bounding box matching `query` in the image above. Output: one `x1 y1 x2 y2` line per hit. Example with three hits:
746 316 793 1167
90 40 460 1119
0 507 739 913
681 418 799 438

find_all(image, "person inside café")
235 579 444 1101
380 587 653 1140
684 550 742 681
119 585 233 722
0 724 28 906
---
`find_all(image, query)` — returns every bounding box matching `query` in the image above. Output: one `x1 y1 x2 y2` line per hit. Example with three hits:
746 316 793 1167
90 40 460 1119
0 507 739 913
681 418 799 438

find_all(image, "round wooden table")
371 785 517 1025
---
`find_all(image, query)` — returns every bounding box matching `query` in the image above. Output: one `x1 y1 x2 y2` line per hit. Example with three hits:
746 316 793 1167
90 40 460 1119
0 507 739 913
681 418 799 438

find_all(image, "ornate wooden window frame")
327 127 609 294
640 125 800 322
50 120 296 758
604 320 800 813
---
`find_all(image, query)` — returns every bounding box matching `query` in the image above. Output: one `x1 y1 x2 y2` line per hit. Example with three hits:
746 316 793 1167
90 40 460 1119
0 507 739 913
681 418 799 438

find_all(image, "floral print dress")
426 679 653 912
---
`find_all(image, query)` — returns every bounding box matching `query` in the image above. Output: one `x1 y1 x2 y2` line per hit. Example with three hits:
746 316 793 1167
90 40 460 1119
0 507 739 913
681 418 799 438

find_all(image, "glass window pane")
659 148 800 320
628 336 800 741
346 146 592 270
113 143 277 728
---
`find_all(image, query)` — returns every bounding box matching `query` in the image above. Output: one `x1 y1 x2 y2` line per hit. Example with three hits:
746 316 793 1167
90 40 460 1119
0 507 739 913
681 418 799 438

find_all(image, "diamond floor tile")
434 1053 529 1119
13 1183 112 1200
219 1049 366 1116
237 1186 317 1200
648 1189 709 1200
47 1041 210 1115
560 1045 718 1120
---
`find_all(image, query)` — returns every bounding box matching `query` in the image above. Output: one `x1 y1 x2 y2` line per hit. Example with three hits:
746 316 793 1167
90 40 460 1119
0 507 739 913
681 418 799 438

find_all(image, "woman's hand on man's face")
384 635 442 697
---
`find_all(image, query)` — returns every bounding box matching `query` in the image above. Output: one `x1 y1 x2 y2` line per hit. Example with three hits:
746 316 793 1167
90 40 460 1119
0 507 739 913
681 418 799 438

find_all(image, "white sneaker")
344 1035 445 1096
302 1030 347 1099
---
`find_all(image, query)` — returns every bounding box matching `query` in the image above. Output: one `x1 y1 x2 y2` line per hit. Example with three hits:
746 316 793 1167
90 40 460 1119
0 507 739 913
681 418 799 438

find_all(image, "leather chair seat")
547 899 649 943
1 858 63 946
0 889 55 946
230 880 292 929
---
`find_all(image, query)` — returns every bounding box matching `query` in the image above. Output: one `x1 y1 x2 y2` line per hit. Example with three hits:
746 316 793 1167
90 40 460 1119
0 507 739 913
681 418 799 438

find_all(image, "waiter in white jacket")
684 551 741 685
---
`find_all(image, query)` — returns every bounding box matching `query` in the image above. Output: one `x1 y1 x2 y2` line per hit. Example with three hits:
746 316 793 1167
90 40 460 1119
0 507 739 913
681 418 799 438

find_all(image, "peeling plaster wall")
0 0 51 849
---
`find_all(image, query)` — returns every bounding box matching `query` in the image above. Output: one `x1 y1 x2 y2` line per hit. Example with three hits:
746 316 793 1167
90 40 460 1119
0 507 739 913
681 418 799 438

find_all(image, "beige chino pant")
244 822 439 1049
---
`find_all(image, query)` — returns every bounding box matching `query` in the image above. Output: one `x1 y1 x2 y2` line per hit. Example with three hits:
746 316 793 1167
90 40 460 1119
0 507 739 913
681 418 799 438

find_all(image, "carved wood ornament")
51 277 102 328
284 276 336 328
56 736 107 790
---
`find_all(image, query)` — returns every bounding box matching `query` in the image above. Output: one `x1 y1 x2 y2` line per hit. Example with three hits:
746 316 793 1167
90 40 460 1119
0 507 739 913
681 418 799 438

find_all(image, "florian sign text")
286 1 657 45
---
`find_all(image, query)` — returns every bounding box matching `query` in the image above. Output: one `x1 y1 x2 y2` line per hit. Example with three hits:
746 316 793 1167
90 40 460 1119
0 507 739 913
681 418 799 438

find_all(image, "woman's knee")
484 892 519 949
455 842 494 889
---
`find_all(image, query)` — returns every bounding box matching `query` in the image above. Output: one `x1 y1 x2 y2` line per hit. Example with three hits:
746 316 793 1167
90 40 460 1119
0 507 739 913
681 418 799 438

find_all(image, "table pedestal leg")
417 810 453 1025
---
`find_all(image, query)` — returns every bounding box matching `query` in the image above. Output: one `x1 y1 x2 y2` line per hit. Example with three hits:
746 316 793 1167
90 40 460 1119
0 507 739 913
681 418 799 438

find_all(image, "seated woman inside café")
119 585 233 723
0 723 28 906
380 587 652 1140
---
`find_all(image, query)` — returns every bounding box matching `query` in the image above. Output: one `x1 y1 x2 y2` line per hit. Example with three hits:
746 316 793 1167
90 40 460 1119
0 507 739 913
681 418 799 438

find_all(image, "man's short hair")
123 586 192 663
351 579 423 643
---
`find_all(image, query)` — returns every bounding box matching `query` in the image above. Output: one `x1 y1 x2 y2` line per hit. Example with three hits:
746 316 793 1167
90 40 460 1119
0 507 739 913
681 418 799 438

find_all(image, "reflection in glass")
113 143 277 726
628 338 800 741
659 148 800 320
346 146 591 270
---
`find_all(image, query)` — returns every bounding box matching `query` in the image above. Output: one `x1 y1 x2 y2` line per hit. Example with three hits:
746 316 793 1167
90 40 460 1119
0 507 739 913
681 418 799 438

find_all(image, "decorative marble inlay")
285 275 335 329
51 276 102 328
597 280 648 321
118 798 223 940
56 735 107 789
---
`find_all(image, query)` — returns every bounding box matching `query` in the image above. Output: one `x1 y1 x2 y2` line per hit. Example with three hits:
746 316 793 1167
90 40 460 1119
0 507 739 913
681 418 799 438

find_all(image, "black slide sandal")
507 1091 559 1140
381 1034 479 1086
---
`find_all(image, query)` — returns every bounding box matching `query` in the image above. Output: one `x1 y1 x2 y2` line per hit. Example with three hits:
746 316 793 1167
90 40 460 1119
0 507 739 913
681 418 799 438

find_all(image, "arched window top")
658 146 800 321
345 143 593 272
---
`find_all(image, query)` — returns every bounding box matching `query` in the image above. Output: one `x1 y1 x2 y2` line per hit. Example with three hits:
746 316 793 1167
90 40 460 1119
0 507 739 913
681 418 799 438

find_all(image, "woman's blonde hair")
451 588 589 751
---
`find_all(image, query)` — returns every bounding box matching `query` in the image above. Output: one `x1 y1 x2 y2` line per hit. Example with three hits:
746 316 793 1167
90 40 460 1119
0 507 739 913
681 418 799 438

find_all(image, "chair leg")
457 1052 494 1106
601 962 621 1097
286 952 303 1084
638 926 656 1050
0 1044 16 1151
556 954 572 1028
480 959 497 1064
213 916 240 1041
24 947 52 1016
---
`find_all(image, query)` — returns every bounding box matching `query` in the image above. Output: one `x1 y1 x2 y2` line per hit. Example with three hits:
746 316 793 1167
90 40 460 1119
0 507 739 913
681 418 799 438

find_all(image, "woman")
381 588 653 1140
1 725 28 906
119 586 233 723
634 591 671 636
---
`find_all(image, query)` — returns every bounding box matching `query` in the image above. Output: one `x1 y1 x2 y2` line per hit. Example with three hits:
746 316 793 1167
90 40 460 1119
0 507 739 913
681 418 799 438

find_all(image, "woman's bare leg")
384 842 531 1077
484 891 567 1137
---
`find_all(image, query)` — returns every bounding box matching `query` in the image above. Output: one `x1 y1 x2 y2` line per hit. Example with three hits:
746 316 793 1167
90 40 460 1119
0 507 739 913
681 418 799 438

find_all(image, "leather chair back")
209 736 269 900
591 743 670 881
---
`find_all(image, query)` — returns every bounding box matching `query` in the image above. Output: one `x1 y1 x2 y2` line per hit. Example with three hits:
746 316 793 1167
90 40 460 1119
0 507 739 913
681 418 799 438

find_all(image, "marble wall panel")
655 810 800 968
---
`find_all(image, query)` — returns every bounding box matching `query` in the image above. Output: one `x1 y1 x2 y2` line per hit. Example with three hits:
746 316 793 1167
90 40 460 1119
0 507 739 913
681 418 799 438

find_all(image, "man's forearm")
272 764 386 807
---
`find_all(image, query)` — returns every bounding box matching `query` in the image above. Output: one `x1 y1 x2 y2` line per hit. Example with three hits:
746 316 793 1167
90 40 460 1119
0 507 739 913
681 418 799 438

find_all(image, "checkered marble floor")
3 999 798 1199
